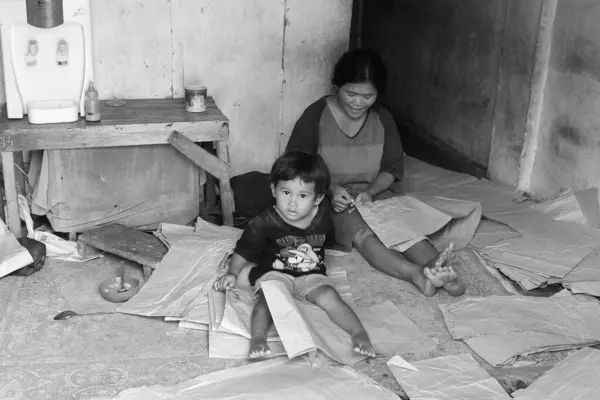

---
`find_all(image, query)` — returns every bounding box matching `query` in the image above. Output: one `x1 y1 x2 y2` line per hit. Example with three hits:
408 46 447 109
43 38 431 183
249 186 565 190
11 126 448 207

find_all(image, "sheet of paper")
565 281 600 297
470 219 521 249
464 331 599 367
261 280 367 365
84 359 398 400
355 301 435 356
387 353 511 400
575 187 600 229
563 248 600 283
512 347 600 400
117 227 239 317
208 330 285 359
0 216 34 278
355 195 452 247
387 355 418 371
178 320 208 330
440 294 600 366
532 188 588 225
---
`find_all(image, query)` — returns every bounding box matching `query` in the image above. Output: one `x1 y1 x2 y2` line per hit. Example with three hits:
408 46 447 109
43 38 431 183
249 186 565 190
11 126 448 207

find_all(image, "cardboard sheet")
387 353 511 400
85 359 398 400
440 294 600 366
512 347 600 400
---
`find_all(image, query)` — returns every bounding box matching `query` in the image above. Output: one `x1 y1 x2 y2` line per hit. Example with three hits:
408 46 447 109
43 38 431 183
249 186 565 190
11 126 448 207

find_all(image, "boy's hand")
213 273 237 291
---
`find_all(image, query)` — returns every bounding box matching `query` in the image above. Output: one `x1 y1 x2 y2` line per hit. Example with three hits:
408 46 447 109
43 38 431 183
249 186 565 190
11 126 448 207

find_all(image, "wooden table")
0 98 235 235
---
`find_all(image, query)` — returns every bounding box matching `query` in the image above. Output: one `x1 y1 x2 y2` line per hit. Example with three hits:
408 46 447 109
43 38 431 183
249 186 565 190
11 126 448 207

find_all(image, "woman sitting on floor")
285 48 465 297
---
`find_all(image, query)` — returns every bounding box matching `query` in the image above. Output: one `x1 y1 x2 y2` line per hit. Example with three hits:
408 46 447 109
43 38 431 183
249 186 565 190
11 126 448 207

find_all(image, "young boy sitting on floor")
213 151 376 359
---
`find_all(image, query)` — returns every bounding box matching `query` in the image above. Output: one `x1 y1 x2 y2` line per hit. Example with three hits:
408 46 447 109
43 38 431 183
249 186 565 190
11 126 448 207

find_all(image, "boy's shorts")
253 271 334 301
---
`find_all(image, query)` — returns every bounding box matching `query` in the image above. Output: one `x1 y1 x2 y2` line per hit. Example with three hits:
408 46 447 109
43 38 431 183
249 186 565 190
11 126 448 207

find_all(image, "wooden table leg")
1 152 23 237
216 141 235 226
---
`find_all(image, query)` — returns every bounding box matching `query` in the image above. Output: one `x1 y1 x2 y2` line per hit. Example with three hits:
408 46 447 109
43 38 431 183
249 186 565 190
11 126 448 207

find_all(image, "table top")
0 98 229 151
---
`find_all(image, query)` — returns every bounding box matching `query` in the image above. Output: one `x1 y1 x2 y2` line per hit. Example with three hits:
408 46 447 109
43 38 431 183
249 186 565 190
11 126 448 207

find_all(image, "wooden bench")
0 98 235 237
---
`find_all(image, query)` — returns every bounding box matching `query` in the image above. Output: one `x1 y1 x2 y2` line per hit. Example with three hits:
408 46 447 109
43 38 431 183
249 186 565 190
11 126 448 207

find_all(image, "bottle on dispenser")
84 81 101 122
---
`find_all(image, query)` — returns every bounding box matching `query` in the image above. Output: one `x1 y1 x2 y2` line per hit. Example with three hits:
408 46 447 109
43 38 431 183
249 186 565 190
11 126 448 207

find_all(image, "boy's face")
271 178 323 223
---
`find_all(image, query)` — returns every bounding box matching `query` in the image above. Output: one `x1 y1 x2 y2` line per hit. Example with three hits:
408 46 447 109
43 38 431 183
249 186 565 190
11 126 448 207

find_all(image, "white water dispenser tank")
0 0 94 124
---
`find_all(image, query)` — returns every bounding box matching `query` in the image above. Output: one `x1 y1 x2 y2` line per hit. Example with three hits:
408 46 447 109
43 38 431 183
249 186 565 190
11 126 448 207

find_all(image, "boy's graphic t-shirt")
234 203 335 285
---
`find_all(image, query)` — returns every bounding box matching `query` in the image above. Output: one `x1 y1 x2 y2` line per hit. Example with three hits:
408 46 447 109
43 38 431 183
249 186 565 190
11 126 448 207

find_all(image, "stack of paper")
472 205 600 291
118 219 434 365
439 293 600 367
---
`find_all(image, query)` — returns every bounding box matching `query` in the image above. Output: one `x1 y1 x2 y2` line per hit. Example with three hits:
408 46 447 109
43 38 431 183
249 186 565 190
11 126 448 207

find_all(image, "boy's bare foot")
351 331 376 357
249 336 272 359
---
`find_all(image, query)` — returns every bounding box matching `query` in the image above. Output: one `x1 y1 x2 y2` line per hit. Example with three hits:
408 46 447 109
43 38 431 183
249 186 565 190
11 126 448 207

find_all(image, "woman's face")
337 82 378 120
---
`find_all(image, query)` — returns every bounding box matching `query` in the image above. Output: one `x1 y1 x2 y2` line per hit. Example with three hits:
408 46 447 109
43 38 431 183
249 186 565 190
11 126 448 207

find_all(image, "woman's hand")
213 273 237 291
331 185 354 213
355 190 374 204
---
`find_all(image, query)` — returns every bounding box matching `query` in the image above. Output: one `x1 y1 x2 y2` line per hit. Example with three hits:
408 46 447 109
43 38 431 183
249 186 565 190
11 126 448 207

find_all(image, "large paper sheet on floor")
387 353 511 400
512 347 600 400
355 195 481 251
117 221 242 317
439 294 600 366
85 359 398 400
0 217 34 279
261 280 434 365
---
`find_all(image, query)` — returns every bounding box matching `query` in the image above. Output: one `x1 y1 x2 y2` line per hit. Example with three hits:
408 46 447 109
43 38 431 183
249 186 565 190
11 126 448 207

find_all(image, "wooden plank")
78 223 168 268
1 152 22 237
0 121 228 152
168 131 230 179
0 98 230 152
217 141 235 226
100 98 227 125
13 151 25 196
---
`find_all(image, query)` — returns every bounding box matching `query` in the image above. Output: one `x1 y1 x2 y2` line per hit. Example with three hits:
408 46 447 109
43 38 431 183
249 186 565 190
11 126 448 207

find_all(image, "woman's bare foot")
352 331 376 357
249 335 272 359
443 275 466 296
421 243 454 289
424 264 465 296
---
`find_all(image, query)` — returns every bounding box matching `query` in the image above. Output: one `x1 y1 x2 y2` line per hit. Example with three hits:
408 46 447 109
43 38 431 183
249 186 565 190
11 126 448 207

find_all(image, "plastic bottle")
84 81 101 122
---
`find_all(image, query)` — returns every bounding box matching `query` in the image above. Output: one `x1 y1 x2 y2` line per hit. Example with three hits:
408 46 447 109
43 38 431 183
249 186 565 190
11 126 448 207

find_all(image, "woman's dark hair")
270 151 331 197
332 48 387 92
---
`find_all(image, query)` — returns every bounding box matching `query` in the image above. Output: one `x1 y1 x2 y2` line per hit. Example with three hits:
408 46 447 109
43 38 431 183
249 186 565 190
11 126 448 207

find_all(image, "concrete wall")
528 0 600 197
361 0 507 168
0 0 351 175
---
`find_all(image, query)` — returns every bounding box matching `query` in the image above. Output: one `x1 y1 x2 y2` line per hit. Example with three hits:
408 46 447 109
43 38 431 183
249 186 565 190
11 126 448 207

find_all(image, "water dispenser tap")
57 39 69 66
25 39 38 67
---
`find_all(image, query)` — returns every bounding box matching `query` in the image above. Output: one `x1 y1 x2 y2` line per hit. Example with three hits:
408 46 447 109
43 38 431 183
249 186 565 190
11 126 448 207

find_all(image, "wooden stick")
216 141 235 227
1 151 22 236
168 130 230 180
